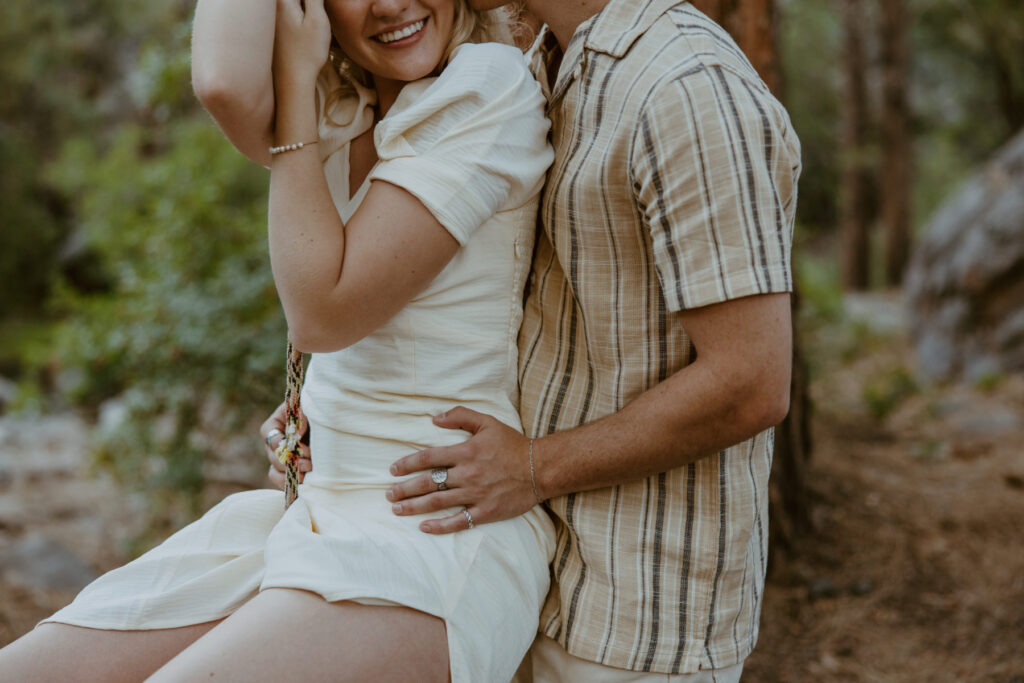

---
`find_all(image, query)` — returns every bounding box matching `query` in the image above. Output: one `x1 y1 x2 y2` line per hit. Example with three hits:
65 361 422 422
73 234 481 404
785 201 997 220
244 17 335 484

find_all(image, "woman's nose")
370 0 413 19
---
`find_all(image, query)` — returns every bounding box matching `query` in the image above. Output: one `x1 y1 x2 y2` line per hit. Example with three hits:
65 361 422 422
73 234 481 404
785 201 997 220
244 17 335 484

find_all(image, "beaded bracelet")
269 139 319 155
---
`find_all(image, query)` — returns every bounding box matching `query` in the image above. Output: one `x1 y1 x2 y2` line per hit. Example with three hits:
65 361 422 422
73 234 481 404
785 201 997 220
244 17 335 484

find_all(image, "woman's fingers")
260 402 311 492
268 465 287 490
275 0 303 25
259 402 288 441
265 435 311 469
303 0 328 22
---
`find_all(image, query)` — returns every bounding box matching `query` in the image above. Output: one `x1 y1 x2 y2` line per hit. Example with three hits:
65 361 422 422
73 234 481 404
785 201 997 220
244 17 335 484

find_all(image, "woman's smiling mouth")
375 18 428 44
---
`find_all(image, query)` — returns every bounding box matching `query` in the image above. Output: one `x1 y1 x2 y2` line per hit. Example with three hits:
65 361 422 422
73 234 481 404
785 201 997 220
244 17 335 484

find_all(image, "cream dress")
44 43 556 683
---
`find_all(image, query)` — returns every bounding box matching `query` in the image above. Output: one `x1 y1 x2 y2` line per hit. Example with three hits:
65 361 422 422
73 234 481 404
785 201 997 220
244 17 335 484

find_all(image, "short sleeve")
631 64 802 311
368 43 553 245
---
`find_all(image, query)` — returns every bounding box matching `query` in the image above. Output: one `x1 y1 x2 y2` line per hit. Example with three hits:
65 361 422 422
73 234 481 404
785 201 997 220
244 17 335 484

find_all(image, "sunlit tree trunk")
839 0 871 290
879 0 911 285
691 0 813 553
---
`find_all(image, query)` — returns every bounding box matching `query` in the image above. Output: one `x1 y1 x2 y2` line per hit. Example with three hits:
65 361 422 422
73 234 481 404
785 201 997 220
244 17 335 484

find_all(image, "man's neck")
525 0 612 51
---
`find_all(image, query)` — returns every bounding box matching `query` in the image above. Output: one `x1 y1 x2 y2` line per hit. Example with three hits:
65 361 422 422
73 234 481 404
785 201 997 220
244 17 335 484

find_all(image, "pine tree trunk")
690 0 814 554
879 0 911 286
839 0 871 290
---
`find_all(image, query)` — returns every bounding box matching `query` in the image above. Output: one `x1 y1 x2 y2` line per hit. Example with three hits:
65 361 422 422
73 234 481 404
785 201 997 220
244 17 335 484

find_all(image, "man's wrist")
528 437 544 504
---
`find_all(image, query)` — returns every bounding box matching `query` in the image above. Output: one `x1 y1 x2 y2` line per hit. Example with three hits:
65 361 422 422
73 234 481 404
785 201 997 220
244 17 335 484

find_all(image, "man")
269 1 800 679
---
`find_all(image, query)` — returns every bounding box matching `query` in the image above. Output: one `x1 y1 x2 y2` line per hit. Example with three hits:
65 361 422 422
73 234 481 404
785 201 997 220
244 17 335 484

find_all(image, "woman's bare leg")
0 620 221 683
149 588 449 683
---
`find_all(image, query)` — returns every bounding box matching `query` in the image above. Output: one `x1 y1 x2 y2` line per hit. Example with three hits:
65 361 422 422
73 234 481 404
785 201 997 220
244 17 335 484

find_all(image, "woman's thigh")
148 588 449 683
0 620 220 683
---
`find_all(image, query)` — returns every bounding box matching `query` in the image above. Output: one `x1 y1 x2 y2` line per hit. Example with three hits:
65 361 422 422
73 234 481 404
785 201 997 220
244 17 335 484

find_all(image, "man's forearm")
532 293 792 499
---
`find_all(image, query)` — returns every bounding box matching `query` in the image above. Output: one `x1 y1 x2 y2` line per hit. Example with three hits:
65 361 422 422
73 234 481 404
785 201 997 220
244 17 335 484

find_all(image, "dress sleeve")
368 43 553 245
630 64 802 311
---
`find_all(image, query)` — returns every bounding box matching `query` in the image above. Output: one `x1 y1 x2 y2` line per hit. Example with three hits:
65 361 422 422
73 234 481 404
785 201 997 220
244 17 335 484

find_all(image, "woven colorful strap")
274 336 306 508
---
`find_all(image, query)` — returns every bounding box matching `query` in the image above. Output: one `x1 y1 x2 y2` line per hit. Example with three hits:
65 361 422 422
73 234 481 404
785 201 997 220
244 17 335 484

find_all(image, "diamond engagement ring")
265 428 284 447
431 467 449 491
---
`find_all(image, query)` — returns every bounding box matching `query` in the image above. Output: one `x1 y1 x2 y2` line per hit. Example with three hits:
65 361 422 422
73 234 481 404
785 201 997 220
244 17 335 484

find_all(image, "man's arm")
387 291 791 533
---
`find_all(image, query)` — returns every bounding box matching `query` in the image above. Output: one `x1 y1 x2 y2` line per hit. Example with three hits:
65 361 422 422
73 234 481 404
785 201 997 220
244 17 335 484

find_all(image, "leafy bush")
25 11 289 524
50 117 284 517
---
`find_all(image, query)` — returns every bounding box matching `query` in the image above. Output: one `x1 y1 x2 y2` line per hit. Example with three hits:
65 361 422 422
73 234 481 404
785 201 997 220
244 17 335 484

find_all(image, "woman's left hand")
386 407 541 533
272 0 332 88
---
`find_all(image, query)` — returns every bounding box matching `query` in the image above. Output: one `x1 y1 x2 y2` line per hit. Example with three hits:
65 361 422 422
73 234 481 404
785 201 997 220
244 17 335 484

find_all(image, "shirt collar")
535 0 681 111
537 15 598 112
583 0 681 58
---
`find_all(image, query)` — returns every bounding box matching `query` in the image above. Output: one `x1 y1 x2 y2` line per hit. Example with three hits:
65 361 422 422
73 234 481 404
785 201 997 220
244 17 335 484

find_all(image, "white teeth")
376 19 426 44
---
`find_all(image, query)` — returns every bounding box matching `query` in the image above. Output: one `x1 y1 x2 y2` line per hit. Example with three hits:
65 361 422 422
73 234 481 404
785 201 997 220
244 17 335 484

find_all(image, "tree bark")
839 0 871 290
690 0 814 554
879 0 912 285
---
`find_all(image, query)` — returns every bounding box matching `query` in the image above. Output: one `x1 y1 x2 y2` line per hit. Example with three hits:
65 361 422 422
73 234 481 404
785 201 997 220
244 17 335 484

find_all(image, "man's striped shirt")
518 0 801 673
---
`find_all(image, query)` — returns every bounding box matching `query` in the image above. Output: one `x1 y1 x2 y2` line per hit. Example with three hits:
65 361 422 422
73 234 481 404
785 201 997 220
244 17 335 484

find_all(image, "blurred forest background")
1 0 1023 680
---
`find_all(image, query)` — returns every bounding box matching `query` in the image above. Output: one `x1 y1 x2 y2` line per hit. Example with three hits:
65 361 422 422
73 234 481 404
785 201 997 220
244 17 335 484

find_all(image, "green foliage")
50 117 283 513
1 3 286 520
972 371 1006 393
911 0 1024 232
780 0 841 232
780 0 1024 235
796 246 844 324
915 0 1024 147
862 365 919 419
0 0 170 317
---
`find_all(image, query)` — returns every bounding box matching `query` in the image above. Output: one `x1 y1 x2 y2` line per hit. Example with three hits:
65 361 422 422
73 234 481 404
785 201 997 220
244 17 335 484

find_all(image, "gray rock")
953 411 1023 438
843 293 905 335
808 577 841 600
0 376 17 409
905 129 1024 381
0 533 98 592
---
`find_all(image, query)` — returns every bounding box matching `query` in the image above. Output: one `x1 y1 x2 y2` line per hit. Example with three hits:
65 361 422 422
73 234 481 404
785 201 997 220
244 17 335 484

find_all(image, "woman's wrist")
273 84 319 146
274 71 318 103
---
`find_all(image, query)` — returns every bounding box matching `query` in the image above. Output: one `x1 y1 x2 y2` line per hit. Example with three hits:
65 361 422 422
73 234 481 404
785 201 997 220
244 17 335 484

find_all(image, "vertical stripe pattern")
519 0 801 674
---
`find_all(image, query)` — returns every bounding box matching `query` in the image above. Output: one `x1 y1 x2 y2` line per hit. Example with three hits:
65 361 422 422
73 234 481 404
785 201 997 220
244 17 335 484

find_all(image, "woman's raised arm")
191 0 277 166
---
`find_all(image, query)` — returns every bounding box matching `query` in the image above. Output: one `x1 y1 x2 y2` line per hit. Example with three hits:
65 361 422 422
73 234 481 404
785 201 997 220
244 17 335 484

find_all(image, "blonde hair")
321 1 519 127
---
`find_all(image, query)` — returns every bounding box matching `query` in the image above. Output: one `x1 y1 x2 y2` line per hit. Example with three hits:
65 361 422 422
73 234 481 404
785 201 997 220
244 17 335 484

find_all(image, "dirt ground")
2 295 1023 681
743 297 1024 682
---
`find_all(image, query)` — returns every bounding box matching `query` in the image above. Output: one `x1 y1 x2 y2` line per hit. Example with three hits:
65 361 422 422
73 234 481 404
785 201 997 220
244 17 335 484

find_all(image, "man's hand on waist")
387 407 539 534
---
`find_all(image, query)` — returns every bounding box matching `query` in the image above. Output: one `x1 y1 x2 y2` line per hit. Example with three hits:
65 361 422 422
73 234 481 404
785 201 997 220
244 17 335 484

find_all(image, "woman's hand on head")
273 0 333 90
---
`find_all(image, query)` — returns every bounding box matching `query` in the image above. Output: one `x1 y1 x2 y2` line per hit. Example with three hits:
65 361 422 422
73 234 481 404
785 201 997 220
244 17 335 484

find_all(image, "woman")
0 0 554 680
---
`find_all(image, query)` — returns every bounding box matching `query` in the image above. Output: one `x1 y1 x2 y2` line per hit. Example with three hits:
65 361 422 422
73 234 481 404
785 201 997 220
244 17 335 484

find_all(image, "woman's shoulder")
423 42 534 107
400 43 533 107
446 41 530 77
379 42 543 147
